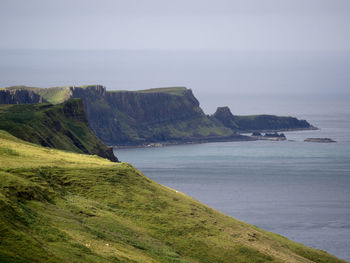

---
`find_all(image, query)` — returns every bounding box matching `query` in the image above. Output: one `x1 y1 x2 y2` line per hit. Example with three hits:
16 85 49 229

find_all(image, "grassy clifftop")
136 87 188 96
0 99 118 161
0 131 346 263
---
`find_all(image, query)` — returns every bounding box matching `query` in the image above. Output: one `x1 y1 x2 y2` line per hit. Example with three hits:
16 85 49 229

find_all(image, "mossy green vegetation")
137 87 187 96
36 86 72 104
0 131 346 263
0 99 117 161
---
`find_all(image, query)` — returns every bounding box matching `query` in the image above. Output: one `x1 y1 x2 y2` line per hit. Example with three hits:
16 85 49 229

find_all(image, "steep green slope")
0 99 118 162
212 106 314 132
0 131 346 263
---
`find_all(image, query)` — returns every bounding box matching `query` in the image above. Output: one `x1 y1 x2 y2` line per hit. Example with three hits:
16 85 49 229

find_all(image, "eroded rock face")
68 86 232 146
212 106 239 129
0 89 43 104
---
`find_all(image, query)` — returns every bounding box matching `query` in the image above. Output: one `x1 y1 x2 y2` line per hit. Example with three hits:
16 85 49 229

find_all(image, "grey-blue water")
114 113 350 261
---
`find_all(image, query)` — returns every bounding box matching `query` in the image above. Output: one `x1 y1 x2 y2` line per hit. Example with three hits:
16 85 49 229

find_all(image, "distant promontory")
0 85 316 146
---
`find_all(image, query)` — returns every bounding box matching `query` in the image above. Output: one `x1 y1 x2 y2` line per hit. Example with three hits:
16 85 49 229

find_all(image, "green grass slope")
0 131 346 263
137 87 188 96
0 99 118 162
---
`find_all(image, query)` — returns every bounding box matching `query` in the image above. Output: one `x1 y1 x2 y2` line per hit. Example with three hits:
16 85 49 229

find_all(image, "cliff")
212 106 313 132
68 86 235 146
0 99 118 161
1 85 315 146
0 88 43 104
0 131 345 263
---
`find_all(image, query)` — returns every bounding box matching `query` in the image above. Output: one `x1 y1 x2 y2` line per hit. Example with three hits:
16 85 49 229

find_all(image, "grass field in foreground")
0 130 346 263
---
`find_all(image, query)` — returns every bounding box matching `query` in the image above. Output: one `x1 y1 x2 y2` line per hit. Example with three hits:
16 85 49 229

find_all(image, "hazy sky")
1 0 350 52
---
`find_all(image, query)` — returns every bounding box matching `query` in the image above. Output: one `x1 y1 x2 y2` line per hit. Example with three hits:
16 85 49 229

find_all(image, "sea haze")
1 49 350 114
115 113 350 262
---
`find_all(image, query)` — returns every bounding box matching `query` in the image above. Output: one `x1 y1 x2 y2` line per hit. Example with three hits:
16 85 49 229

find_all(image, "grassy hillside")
0 99 118 161
0 131 346 263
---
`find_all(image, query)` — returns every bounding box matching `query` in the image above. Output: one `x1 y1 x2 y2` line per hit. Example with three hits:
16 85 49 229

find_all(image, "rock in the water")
304 138 336 143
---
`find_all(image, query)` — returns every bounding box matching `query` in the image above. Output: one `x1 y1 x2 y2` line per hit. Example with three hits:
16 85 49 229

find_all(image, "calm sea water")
114 113 350 261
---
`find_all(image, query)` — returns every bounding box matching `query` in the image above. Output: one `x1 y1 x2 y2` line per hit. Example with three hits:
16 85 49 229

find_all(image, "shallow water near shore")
115 113 350 261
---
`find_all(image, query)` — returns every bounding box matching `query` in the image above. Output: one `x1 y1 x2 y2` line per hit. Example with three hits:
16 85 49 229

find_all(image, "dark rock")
304 138 336 143
0 89 43 104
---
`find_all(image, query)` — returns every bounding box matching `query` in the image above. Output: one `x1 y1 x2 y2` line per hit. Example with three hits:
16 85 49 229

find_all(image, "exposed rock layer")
0 89 43 104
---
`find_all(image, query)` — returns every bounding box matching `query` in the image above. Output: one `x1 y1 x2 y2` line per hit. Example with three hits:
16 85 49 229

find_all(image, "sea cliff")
0 88 43 104
0 85 315 146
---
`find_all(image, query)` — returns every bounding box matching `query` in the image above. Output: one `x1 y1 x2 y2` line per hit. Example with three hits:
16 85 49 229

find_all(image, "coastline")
112 127 316 149
112 134 255 149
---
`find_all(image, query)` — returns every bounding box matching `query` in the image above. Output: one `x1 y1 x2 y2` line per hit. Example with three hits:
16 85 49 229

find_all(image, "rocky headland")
1 85 315 147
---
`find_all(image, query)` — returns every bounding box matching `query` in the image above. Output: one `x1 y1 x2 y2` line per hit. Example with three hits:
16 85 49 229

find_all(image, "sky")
1 0 350 114
1 0 350 52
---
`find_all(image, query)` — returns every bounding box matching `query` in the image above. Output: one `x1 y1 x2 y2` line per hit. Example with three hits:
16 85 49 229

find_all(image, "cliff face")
0 89 43 104
212 106 313 132
1 85 315 146
69 86 234 145
0 98 118 162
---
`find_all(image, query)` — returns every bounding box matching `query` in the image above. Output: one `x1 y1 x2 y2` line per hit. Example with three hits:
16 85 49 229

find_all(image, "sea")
114 113 350 262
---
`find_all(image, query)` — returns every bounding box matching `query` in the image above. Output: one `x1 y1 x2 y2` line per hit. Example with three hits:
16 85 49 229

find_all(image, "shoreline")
112 127 316 149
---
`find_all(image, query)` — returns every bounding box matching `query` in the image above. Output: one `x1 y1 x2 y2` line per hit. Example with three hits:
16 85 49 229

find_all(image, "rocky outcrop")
0 89 43 104
251 132 287 141
304 138 336 143
212 106 314 132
